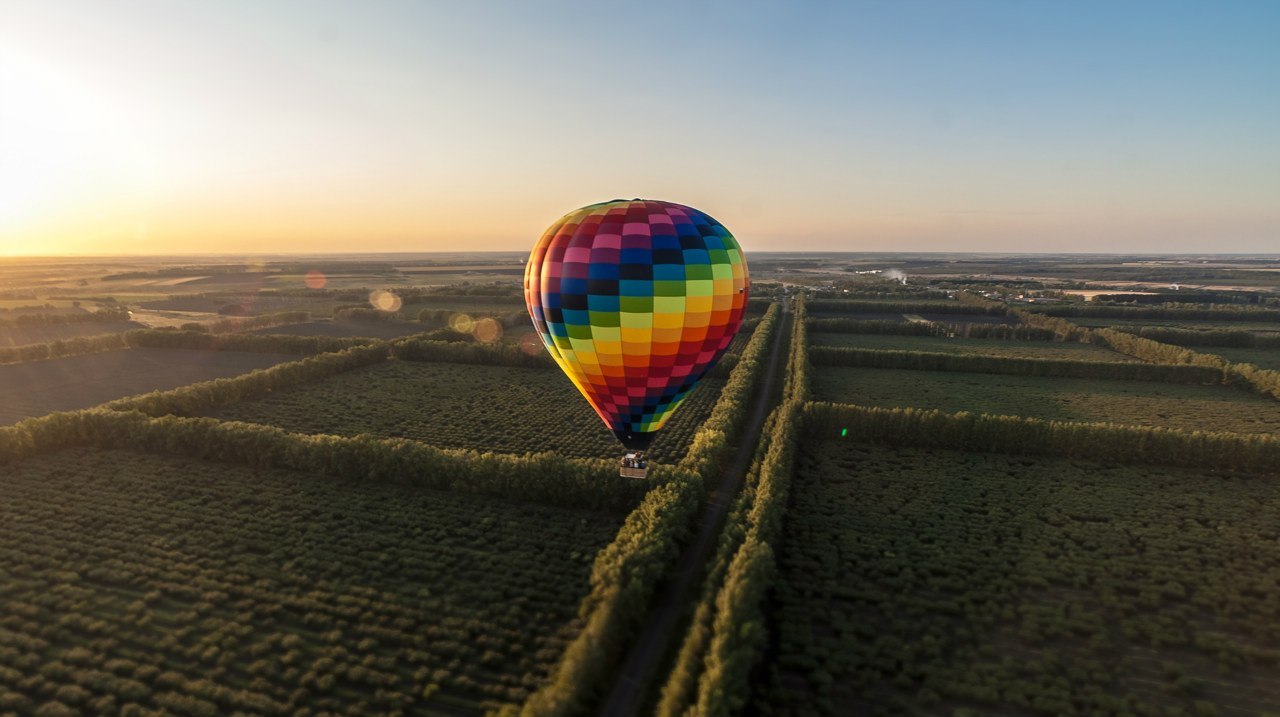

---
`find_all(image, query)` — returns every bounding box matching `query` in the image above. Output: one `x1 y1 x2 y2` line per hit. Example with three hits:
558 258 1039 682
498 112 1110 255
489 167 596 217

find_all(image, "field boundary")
653 295 809 717
516 304 783 717
0 409 648 511
810 346 1223 384
805 401 1280 473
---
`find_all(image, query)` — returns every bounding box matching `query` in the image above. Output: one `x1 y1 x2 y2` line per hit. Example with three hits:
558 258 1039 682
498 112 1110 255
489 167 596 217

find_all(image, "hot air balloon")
525 199 750 476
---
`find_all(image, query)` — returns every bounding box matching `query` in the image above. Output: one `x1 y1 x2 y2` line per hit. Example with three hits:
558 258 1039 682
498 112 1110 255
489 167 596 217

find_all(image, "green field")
208 360 724 464
0 447 627 716
812 366 1280 434
809 333 1140 362
763 440 1280 717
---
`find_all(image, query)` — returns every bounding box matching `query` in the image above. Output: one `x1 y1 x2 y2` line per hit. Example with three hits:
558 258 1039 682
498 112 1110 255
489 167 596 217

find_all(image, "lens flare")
369 290 402 312
449 313 475 333
473 317 502 343
305 270 326 289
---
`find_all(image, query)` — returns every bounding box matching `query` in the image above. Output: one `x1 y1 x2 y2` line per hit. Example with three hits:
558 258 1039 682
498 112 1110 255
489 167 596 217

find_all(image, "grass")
0 447 625 715
809 332 1140 362
0 348 299 425
811 365 1280 434
207 360 725 464
763 440 1280 717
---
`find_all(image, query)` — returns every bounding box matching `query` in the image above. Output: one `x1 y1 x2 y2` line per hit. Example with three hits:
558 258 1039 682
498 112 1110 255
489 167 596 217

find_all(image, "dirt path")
597 301 793 717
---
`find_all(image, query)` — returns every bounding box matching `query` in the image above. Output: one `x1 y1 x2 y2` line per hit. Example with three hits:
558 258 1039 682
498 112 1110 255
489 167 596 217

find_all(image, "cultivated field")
808 333 1140 362
811 366 1280 434
763 440 1280 717
0 447 626 716
0 349 299 425
208 360 725 464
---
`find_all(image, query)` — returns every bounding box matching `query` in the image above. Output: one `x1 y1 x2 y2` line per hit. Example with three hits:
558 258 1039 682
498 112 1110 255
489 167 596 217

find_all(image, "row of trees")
0 333 130 365
807 317 1057 341
390 337 555 369
518 302 784 716
203 311 311 334
810 346 1224 384
964 292 1280 401
0 324 363 366
127 329 373 355
1116 326 1280 349
0 409 643 512
1090 328 1280 400
807 299 1007 316
804 402 1280 474
658 295 810 717
678 304 782 483
1032 303 1280 322
0 308 131 327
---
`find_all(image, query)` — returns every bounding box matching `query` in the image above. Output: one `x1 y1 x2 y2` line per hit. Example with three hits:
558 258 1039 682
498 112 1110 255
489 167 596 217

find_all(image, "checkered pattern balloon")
525 199 750 450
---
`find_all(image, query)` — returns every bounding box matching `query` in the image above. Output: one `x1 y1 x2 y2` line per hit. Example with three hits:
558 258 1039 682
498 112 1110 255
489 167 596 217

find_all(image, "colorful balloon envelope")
525 199 750 451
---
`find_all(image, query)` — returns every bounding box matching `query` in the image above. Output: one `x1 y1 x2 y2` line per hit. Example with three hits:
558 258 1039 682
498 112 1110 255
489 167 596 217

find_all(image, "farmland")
0 349 298 425
208 360 726 464
0 447 625 716
763 439 1280 717
811 366 1280 434
808 333 1140 362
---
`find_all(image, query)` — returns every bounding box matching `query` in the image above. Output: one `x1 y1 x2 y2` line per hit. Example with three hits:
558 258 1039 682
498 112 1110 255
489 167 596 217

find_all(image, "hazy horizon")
2 0 1277 255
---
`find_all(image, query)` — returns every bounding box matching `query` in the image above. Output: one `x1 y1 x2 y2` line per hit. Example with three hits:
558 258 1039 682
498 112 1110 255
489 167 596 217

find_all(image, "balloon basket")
619 451 648 479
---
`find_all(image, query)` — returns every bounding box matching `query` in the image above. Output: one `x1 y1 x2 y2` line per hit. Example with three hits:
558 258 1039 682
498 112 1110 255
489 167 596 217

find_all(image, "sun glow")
0 47 161 255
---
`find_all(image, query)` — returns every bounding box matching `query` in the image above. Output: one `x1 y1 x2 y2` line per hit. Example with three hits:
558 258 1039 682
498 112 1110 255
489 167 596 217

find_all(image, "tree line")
1116 326 1280 349
0 307 131 327
390 337 555 369
1 326 369 366
1030 303 1280 322
805 402 1280 474
810 346 1224 384
519 303 783 717
962 292 1280 401
807 299 1008 316
658 295 810 717
807 317 1057 340
0 409 643 513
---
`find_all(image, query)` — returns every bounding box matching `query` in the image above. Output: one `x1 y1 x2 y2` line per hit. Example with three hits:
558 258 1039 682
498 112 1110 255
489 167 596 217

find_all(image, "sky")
0 0 1277 256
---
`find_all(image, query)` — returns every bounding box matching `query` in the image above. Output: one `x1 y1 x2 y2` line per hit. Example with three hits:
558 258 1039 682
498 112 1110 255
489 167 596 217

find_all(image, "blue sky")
1 0 1276 253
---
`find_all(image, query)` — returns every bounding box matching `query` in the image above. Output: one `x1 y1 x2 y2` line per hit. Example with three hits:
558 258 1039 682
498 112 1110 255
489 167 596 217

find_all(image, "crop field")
811 366 1280 434
809 333 1140 362
208 360 726 464
763 440 1280 717
0 321 147 348
0 447 625 716
248 319 430 340
0 349 299 425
